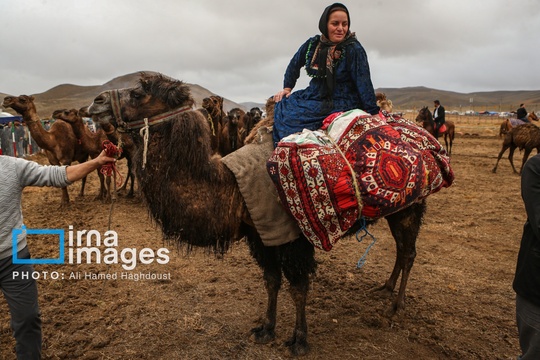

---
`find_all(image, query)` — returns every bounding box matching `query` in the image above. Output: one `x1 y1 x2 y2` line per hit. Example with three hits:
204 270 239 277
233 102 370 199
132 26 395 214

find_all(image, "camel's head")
530 112 539 122
78 106 90 118
376 93 393 113
227 108 245 125
2 95 36 114
249 107 263 123
88 72 194 130
202 95 224 116
52 108 79 124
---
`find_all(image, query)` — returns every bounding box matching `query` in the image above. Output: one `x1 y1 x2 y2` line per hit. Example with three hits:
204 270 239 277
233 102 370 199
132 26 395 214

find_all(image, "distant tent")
0 111 22 125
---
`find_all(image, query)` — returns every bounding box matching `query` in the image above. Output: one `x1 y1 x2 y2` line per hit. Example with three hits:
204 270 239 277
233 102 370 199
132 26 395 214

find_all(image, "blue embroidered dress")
273 35 379 145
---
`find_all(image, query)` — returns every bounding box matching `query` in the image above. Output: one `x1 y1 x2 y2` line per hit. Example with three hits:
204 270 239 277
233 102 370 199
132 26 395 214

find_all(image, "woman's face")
327 10 349 43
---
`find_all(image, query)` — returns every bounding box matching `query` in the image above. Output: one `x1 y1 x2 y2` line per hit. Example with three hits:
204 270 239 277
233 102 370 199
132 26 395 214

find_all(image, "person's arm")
274 38 312 102
66 150 116 182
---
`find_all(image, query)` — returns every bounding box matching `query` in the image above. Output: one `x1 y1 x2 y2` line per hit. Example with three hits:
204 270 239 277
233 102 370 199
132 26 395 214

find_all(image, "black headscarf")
318 3 351 38
315 3 355 110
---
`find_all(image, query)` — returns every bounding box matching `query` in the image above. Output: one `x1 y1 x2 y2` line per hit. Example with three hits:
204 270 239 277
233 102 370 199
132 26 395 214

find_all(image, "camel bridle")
107 89 192 132
106 89 192 169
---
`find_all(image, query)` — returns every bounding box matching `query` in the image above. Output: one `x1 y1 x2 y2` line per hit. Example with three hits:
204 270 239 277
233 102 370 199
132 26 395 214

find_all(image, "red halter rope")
100 140 123 187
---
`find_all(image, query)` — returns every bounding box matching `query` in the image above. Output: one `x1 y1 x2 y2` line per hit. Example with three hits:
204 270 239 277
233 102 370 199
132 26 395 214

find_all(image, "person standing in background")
514 153 540 359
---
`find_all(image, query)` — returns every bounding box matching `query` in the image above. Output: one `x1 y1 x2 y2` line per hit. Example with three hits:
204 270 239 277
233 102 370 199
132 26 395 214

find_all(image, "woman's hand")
273 88 292 102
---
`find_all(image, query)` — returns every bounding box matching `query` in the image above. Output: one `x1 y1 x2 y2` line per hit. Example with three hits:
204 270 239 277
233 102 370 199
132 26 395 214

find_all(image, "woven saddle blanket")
267 109 454 251
221 127 301 247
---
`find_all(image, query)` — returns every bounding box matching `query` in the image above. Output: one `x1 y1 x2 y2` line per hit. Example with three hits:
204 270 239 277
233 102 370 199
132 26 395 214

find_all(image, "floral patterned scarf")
306 32 358 106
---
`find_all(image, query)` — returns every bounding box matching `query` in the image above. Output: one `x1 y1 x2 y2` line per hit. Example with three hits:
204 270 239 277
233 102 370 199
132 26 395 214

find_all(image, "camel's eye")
130 89 145 102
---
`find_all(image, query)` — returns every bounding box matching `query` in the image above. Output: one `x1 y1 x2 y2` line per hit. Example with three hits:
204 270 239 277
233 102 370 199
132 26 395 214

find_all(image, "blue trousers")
517 294 540 359
0 247 41 359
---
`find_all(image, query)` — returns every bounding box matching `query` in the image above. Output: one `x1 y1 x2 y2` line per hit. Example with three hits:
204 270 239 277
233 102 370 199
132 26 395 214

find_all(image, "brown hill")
2 72 540 117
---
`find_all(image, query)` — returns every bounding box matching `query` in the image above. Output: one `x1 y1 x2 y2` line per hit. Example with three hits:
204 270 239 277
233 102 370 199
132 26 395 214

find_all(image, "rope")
206 113 216 136
355 217 377 268
100 140 123 188
98 139 123 297
140 118 149 170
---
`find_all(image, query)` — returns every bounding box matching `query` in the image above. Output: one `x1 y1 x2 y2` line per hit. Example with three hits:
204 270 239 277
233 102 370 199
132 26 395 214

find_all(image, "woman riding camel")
272 3 380 146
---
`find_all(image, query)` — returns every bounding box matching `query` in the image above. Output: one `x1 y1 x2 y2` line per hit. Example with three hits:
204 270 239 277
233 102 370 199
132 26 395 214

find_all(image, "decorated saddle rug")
267 109 454 251
509 118 527 127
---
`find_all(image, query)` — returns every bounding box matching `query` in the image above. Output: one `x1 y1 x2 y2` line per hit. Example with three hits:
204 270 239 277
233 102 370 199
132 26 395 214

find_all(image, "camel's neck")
23 110 53 147
72 120 104 154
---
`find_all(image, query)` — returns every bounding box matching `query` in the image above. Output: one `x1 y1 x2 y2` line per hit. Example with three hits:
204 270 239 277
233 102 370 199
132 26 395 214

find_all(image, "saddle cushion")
267 110 454 251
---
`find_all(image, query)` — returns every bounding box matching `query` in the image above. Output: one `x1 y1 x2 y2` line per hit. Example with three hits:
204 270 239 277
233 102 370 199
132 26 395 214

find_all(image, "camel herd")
198 95 263 156
0 94 263 206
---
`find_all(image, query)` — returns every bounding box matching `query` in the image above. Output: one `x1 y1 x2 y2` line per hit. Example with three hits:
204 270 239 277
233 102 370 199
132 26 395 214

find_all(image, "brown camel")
416 106 455 155
219 107 246 156
78 106 137 198
492 123 540 174
199 95 224 154
240 107 264 141
87 73 426 356
499 112 539 137
376 92 393 113
52 108 110 200
2 95 88 206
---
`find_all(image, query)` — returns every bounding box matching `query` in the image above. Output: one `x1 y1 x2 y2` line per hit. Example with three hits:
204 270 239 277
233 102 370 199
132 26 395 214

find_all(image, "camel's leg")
118 159 136 198
520 149 533 175
383 200 426 314
78 176 87 198
508 146 519 174
246 228 281 344
60 187 70 207
95 169 106 200
126 172 135 198
492 143 510 173
281 236 315 356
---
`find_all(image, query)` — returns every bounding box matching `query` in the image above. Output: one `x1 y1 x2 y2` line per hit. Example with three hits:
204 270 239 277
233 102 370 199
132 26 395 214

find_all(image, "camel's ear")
30 96 35 101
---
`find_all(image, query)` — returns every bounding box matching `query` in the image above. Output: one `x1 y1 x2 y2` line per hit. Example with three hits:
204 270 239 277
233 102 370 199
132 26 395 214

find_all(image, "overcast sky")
1 0 539 104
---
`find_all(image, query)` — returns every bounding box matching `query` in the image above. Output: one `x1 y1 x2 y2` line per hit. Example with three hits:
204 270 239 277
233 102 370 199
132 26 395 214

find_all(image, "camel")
219 107 246 156
241 107 264 140
2 95 88 206
77 106 137 197
416 106 455 155
376 92 393 113
199 95 224 154
499 112 539 137
87 73 427 356
52 108 110 200
492 123 540 174
78 106 137 198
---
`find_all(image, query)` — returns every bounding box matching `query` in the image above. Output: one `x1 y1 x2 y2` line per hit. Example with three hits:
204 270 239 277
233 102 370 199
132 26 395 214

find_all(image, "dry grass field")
0 115 531 359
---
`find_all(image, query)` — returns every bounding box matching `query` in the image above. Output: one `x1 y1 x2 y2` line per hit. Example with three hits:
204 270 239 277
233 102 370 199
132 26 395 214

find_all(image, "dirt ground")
0 118 528 359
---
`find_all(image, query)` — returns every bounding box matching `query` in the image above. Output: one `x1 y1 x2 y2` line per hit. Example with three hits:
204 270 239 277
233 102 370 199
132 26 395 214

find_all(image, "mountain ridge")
2 72 539 117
